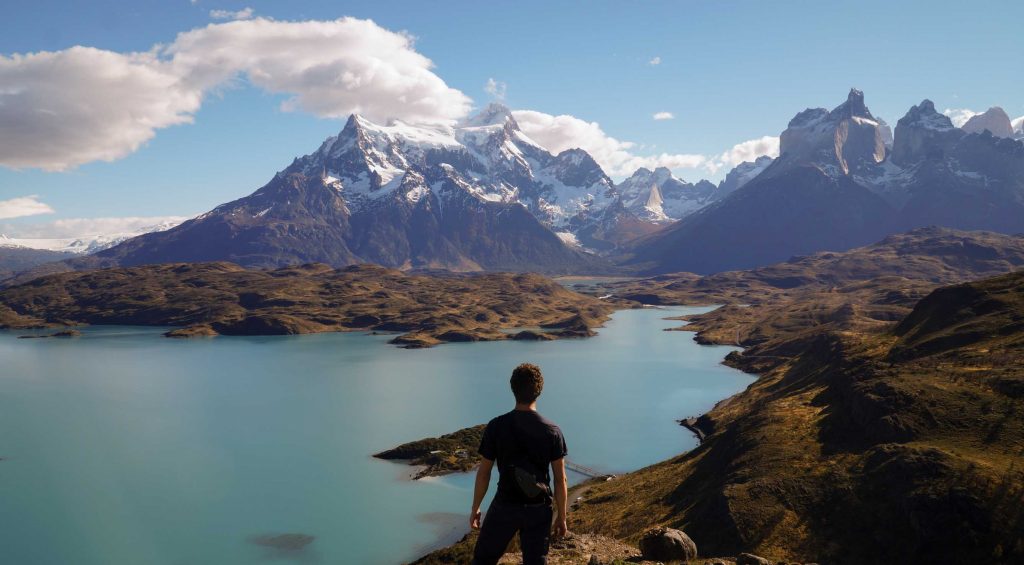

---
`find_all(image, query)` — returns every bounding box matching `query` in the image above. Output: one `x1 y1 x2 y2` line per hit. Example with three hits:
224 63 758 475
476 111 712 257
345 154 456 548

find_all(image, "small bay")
0 306 752 564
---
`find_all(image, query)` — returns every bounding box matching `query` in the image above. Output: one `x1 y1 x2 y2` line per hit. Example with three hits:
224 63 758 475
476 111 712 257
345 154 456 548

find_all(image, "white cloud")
714 135 780 171
943 108 979 128
0 17 472 171
0 195 55 220
648 56 661 66
209 7 254 20
0 47 203 171
652 111 674 121
513 109 706 177
168 18 472 122
484 78 506 100
1 215 189 238
1011 115 1023 134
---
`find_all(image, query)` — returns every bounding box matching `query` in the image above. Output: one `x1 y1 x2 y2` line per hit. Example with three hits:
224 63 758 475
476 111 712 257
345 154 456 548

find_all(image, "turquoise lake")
0 306 752 564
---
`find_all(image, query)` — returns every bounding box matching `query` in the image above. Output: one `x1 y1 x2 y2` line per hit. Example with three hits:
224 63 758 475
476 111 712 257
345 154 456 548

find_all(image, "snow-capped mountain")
615 167 718 222
69 104 616 273
0 219 183 255
626 89 1024 275
716 155 773 200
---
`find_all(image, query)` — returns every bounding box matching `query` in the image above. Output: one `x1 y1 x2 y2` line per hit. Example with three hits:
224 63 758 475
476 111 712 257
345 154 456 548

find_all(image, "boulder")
638 527 697 562
737 553 772 565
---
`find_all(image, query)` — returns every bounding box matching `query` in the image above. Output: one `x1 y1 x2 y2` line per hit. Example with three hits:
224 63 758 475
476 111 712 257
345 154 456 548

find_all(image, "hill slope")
566 271 1024 564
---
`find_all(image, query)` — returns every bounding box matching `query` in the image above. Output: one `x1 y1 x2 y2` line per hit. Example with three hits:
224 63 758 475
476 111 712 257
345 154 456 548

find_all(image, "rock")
248 533 315 551
736 553 771 565
961 106 1014 138
638 527 698 562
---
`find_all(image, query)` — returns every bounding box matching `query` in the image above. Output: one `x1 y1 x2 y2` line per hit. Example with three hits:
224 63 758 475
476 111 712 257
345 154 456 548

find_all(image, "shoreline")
408 302 757 562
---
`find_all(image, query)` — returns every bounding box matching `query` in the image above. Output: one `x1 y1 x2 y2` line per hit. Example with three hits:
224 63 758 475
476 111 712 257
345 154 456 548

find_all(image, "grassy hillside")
567 271 1024 563
0 262 614 346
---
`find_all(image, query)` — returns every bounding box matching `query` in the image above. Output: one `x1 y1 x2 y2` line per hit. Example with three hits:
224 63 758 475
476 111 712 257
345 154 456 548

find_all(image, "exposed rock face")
890 100 963 166
624 90 1024 275
638 527 698 561
961 106 1014 138
775 88 887 175
716 155 774 199
736 553 772 565
616 167 718 223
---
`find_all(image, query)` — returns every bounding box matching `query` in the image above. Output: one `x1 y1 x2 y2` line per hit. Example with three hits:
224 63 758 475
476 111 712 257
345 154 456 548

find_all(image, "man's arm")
551 458 568 538
470 458 494 529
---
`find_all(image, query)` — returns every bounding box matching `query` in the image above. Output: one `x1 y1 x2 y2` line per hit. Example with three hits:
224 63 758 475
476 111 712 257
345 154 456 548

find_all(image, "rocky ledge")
374 424 485 479
0 263 615 347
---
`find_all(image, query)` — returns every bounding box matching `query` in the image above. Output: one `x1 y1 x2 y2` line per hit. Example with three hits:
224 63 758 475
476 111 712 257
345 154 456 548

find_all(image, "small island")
374 424 485 479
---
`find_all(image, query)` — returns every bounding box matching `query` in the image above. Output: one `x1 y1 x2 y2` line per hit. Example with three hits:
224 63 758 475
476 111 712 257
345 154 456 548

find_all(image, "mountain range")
624 90 1024 274
5 91 1024 279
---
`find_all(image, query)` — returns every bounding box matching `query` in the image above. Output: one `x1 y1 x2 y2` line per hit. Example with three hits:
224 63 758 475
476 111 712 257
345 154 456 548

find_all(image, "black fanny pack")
512 464 549 499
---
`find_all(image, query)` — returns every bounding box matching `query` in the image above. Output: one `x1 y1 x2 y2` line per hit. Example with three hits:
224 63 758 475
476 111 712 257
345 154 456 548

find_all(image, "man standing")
470 363 569 565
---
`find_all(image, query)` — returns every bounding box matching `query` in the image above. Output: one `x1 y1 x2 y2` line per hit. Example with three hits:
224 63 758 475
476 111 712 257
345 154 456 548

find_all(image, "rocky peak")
830 88 874 120
717 155 774 198
778 89 886 175
961 106 1014 138
892 100 964 166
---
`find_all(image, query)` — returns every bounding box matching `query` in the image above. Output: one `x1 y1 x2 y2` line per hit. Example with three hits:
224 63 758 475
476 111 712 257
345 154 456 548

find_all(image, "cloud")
513 109 706 177
713 135 779 170
943 108 979 128
209 7 254 20
0 47 204 171
648 56 661 66
0 17 472 171
1011 115 1023 134
0 195 55 220
484 78 506 100
652 111 674 121
0 215 189 238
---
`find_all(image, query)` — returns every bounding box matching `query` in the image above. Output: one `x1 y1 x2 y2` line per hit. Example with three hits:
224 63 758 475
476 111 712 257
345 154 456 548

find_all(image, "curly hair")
510 363 544 404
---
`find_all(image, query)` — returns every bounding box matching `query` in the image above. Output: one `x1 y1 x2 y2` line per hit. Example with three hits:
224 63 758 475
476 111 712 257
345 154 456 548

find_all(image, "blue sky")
1 0 1022 236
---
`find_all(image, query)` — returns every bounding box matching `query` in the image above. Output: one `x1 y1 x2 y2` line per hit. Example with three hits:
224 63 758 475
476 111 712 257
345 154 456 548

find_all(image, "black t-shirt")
478 410 568 504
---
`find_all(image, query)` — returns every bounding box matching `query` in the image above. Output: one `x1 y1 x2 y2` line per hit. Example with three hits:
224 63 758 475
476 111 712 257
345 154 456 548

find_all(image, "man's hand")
553 517 568 539
470 509 482 530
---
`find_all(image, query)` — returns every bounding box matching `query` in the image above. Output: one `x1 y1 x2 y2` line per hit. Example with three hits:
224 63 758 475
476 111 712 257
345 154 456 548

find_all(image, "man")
470 363 569 565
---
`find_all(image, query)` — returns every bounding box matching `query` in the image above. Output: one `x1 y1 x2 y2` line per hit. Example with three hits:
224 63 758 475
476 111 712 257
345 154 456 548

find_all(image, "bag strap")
507 414 546 477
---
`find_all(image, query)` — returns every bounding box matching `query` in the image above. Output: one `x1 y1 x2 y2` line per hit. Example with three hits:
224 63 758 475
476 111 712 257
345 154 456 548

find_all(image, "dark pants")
472 500 553 565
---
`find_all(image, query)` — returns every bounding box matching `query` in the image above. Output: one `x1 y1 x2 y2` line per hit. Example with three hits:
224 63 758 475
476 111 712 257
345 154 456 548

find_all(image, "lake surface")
0 306 751 564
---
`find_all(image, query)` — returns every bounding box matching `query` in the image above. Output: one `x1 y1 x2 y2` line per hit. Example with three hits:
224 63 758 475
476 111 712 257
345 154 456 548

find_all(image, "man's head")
510 363 544 405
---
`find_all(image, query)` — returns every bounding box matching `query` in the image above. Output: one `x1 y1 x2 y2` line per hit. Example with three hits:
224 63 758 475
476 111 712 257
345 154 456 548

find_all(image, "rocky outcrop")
775 88 887 176
961 106 1014 138
736 553 771 565
716 156 773 199
639 528 698 562
890 100 963 165
623 90 1024 275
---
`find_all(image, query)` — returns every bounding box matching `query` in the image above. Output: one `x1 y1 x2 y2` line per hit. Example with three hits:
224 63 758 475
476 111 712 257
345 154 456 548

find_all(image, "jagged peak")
830 88 874 120
462 103 515 128
898 100 954 131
